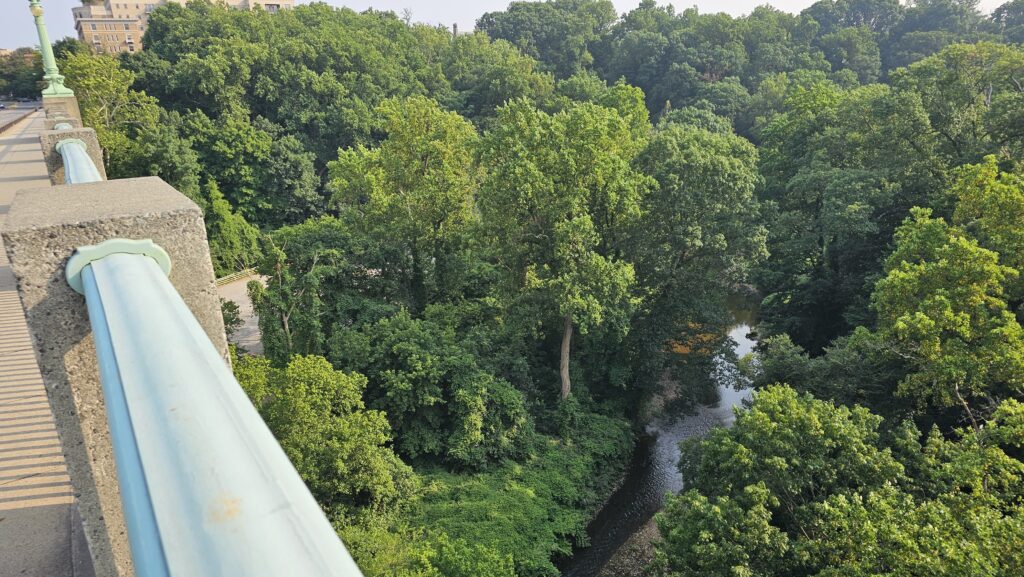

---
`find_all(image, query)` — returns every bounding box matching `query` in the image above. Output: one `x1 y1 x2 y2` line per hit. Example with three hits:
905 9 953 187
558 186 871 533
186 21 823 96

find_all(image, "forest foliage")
8 0 1021 574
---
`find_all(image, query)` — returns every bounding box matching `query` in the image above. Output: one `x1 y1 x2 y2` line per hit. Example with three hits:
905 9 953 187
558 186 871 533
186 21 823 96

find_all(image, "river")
561 303 758 577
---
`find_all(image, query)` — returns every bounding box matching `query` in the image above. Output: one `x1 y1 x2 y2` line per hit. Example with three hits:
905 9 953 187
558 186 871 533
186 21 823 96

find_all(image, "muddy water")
562 306 757 577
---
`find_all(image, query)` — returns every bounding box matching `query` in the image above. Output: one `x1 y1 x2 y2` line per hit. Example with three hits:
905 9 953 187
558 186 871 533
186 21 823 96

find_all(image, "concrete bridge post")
2 177 227 577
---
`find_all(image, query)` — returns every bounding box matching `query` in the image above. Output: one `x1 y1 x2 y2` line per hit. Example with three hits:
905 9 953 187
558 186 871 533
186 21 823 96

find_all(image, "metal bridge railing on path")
64 240 363 577
55 137 103 184
40 35 363 577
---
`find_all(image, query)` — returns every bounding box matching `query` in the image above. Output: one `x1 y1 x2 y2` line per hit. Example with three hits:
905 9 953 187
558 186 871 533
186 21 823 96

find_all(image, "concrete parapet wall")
39 128 107 185
1 177 228 577
43 95 82 123
45 117 83 130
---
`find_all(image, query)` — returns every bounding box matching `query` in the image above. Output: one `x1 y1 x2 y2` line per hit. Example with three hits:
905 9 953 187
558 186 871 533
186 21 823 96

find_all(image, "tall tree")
479 100 651 399
329 96 480 309
629 120 766 378
991 0 1024 42
477 0 617 77
891 42 1024 165
951 156 1024 291
757 81 944 351
60 52 161 167
873 207 1024 428
0 48 41 99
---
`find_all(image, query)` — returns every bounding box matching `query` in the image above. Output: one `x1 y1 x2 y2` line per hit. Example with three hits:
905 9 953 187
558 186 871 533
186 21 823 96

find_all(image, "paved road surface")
218 274 265 355
0 109 27 127
0 104 42 130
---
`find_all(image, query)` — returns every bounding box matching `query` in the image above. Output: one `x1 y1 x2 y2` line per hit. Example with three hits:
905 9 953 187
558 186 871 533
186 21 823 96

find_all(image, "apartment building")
72 1 294 54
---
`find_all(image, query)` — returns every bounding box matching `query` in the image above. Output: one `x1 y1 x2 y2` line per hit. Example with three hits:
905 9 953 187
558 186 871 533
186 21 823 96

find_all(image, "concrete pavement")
0 104 42 132
217 273 265 355
0 111 94 577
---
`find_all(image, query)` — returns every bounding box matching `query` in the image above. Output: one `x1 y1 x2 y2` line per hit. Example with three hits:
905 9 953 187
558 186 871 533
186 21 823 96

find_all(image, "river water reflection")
562 305 757 577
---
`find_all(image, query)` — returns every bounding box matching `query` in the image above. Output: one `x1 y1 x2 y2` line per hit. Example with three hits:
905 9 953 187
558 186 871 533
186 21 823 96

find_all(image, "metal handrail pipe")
67 241 363 577
56 138 102 184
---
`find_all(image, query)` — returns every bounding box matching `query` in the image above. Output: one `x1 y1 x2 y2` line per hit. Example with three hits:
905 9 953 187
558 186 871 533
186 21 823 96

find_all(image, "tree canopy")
41 1 1024 575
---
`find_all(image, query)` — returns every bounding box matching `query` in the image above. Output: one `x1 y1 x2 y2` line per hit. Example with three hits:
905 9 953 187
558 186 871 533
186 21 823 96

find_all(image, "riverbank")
562 303 758 576
596 518 659 577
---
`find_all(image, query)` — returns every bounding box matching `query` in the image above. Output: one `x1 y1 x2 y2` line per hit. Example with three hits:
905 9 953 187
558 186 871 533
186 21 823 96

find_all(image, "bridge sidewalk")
0 112 94 576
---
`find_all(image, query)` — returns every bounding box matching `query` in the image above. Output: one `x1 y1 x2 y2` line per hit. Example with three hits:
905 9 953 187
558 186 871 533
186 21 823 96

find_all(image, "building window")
90 23 97 30
129 45 136 53
124 23 131 30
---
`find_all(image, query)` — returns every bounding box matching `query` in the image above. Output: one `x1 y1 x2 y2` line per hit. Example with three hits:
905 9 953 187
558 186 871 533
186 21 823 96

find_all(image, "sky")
1 0 1007 50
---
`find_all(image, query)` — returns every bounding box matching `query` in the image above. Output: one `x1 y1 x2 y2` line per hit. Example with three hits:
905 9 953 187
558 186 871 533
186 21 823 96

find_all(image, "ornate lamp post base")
29 0 77 98
42 80 76 98
29 0 80 121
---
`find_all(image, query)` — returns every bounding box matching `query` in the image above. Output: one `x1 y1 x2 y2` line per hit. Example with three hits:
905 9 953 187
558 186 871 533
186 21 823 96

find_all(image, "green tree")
204 180 262 276
52 37 89 60
479 100 651 400
112 110 202 201
817 25 882 83
0 48 41 99
477 0 617 77
250 216 396 364
337 310 530 469
441 33 555 125
754 329 910 420
891 42 1024 164
872 207 1024 427
654 385 1024 577
60 51 161 167
656 386 905 576
757 81 945 351
630 121 766 379
992 0 1024 42
329 96 480 309
234 354 416 513
803 0 903 36
652 483 789 577
951 156 1024 291
884 0 986 70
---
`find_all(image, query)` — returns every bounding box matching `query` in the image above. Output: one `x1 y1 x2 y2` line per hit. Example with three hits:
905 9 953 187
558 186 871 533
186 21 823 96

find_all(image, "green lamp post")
29 0 75 97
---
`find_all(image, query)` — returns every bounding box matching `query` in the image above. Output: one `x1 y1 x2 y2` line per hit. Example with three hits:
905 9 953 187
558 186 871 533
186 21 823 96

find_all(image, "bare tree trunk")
410 241 426 313
560 313 573 400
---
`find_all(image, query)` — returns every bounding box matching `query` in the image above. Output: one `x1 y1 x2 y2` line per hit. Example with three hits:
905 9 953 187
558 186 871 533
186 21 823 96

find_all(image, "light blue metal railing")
65 239 363 576
55 137 102 184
